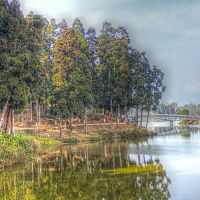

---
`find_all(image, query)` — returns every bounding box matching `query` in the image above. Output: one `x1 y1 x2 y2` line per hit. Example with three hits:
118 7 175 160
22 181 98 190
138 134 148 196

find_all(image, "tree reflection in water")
0 141 171 200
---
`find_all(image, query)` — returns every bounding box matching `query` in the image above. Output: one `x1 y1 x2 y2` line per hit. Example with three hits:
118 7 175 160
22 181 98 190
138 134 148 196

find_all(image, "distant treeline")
0 0 165 135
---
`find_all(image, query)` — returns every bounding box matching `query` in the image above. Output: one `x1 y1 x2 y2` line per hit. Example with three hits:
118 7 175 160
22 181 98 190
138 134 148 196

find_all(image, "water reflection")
0 142 171 200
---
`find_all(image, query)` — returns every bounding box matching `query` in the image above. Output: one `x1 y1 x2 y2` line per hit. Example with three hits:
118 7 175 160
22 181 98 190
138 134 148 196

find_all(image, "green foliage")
0 132 59 167
0 1 165 134
0 2 47 130
53 21 93 122
178 108 189 115
93 127 153 140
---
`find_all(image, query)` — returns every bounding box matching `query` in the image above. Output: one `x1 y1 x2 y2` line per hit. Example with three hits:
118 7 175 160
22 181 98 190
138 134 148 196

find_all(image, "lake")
1 125 200 199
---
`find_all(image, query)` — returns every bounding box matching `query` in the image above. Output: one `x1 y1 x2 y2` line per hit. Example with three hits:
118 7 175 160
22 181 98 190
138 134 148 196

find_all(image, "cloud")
185 81 200 93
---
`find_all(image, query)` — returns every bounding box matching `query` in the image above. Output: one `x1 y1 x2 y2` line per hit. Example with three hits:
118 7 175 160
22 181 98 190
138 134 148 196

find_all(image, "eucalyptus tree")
0 0 10 129
86 27 103 112
53 27 80 136
40 18 58 116
111 26 131 123
25 12 47 130
128 48 165 127
0 0 34 134
0 1 47 134
151 66 166 111
53 23 93 135
128 50 147 126
72 18 93 133
97 22 116 112
58 19 68 33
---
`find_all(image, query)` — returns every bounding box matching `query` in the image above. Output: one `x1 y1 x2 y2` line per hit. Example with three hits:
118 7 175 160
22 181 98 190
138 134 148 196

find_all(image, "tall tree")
112 26 130 123
97 23 131 124
72 18 85 36
25 12 47 131
53 27 81 136
40 18 57 115
97 22 116 113
72 18 93 133
0 0 32 134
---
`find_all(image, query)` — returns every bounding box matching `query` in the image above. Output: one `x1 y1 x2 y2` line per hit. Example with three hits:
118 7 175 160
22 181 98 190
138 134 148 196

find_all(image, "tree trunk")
30 98 33 121
138 155 141 165
120 107 122 122
36 99 41 131
0 97 9 130
5 108 11 134
136 105 138 127
117 104 120 126
54 115 57 126
66 119 68 131
102 107 104 115
110 99 113 116
59 112 62 138
124 105 128 124
69 114 73 136
146 110 150 128
36 99 39 131
38 102 41 125
21 111 24 126
84 106 88 134
140 105 143 127
45 98 48 115
10 109 14 135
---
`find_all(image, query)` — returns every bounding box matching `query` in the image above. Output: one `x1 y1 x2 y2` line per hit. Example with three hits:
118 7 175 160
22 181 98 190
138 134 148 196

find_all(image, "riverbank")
62 126 156 143
180 119 200 125
0 126 155 169
0 132 59 169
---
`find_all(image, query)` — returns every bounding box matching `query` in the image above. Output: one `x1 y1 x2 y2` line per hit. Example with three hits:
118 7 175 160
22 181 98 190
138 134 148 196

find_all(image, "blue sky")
19 0 200 105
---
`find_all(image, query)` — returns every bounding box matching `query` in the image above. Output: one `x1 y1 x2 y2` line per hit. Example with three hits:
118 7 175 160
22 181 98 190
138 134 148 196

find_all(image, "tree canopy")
0 0 165 134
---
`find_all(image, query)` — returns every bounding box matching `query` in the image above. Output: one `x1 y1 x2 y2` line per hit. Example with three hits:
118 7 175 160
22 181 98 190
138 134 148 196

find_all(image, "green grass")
61 127 155 144
89 127 155 141
0 131 59 168
95 128 154 140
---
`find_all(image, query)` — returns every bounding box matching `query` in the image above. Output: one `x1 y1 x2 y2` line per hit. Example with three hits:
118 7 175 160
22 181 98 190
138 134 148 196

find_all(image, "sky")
19 0 200 105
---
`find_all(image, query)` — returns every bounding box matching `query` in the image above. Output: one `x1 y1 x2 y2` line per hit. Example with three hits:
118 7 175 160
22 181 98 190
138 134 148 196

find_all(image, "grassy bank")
0 132 59 169
0 126 155 169
179 120 199 125
62 126 156 143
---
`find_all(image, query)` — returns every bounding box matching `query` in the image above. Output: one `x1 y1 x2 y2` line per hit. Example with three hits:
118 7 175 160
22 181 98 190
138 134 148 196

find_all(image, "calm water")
1 127 200 200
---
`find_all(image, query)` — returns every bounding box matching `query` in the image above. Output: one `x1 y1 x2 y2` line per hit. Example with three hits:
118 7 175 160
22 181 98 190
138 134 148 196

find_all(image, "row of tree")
0 0 165 135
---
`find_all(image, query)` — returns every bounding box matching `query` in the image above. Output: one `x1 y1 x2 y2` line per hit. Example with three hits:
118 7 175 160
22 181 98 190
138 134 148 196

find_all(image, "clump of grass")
0 131 59 168
89 126 154 140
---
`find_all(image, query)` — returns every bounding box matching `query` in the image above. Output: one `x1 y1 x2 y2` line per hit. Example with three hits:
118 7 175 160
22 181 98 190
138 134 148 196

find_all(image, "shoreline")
0 126 156 170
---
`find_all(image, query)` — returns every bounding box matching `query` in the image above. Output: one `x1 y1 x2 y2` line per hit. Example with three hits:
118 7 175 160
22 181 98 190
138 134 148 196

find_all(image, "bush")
0 132 59 168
